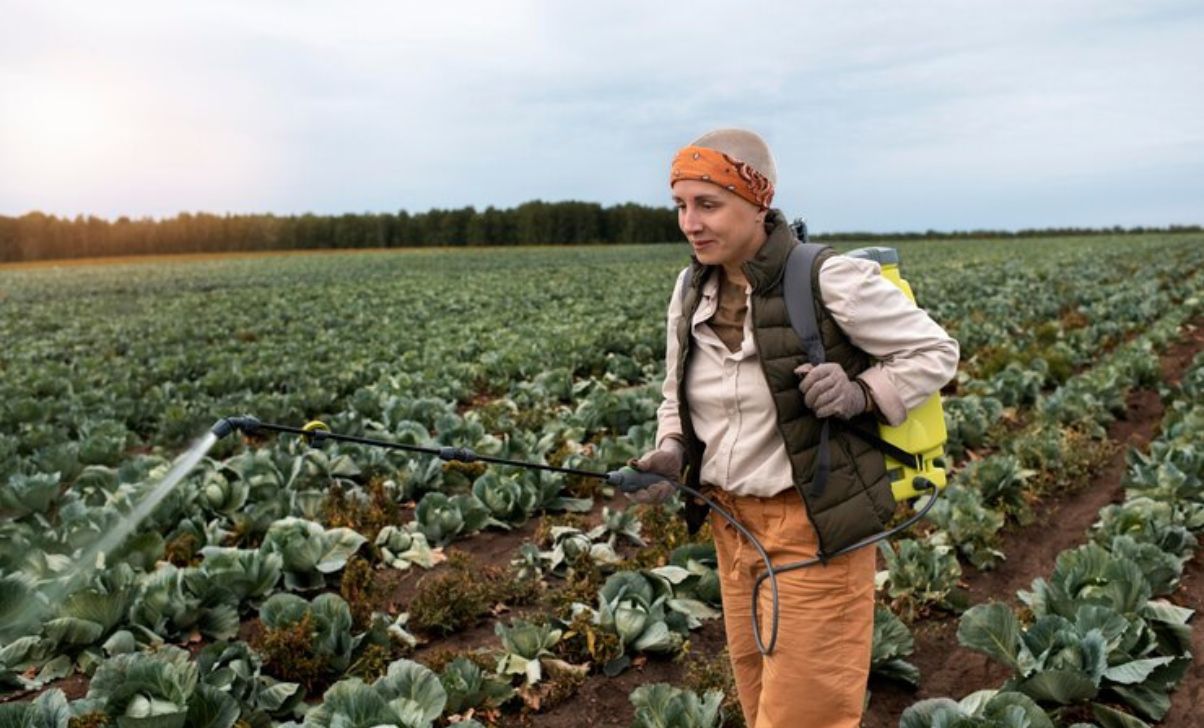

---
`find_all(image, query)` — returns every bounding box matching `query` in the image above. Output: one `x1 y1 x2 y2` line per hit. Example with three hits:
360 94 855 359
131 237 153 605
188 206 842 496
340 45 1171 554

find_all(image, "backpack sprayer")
209 225 950 657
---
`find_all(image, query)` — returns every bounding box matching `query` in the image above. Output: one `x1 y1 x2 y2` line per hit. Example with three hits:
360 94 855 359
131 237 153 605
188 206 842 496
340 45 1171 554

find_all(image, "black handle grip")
605 466 679 493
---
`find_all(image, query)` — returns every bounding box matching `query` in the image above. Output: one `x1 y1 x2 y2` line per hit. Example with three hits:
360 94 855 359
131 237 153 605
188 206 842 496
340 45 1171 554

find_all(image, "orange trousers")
704 486 876 728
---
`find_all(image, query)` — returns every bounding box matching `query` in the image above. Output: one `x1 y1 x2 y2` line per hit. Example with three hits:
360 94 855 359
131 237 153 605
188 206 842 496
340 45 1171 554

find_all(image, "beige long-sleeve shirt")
655 254 960 498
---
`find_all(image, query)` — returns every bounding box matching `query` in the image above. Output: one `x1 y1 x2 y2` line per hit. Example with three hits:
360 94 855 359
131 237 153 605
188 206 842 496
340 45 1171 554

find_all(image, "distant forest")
1 200 1199 263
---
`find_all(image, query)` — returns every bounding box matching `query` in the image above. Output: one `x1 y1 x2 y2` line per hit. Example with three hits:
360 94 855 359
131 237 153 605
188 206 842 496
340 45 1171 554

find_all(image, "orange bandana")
670 145 774 209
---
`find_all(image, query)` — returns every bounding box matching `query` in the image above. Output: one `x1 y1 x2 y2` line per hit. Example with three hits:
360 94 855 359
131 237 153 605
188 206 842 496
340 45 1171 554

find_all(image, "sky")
1 0 1201 233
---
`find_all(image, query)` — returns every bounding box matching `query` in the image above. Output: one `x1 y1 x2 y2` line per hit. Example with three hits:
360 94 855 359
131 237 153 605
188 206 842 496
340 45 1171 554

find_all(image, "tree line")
0 200 1199 263
0 201 681 263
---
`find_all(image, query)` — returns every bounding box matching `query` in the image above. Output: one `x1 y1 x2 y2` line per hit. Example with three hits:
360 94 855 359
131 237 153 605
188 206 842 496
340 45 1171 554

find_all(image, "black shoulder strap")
783 243 833 499
783 243 830 366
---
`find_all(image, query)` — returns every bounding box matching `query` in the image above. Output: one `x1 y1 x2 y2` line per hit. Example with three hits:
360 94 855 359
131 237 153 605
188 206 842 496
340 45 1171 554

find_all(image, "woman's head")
670 128 777 270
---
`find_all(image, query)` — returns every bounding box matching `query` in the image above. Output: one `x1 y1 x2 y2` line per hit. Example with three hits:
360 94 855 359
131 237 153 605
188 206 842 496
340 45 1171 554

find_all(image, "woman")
628 128 959 728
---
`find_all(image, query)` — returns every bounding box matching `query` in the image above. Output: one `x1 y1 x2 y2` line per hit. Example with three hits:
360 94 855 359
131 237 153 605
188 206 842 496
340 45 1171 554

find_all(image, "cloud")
0 0 1200 230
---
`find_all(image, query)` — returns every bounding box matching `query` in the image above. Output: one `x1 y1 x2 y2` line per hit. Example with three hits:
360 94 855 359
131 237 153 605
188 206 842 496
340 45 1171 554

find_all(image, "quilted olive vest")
674 210 897 557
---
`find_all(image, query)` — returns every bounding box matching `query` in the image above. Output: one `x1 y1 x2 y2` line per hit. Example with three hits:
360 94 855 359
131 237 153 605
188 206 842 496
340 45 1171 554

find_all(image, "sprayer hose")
674 479 938 656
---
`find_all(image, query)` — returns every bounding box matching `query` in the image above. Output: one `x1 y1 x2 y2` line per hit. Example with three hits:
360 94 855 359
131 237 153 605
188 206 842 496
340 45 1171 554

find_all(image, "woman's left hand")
625 442 684 504
795 362 868 419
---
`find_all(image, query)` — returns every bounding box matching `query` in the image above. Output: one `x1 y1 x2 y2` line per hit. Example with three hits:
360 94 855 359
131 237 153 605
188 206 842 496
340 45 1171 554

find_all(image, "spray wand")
212 415 938 655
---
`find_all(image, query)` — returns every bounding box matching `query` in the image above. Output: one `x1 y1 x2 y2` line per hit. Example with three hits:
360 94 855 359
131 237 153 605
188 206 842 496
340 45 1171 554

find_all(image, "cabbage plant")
537 526 622 577
439 656 514 714
590 506 645 547
197 547 282 605
260 517 367 591
43 565 137 651
876 537 964 618
944 395 1004 460
976 360 1047 407
258 593 356 675
303 659 446 728
77 420 130 467
0 688 70 728
899 690 1054 728
1091 497 1197 560
629 683 724 728
413 492 492 546
520 469 593 514
286 448 362 492
511 542 545 581
195 640 300 720
128 564 241 643
84 645 239 728
955 454 1035 525
374 525 437 571
1019 543 1150 620
1104 535 1183 597
641 566 722 625
495 618 562 685
667 543 721 607
871 605 920 687
1 472 61 516
924 485 1006 571
958 599 1190 722
194 466 249 518
471 471 538 528
571 570 695 675
1125 441 1204 528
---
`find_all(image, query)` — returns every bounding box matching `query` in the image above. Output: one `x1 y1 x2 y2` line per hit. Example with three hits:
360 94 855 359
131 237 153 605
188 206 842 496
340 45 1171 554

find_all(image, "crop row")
891 346 1204 727
860 281 1199 697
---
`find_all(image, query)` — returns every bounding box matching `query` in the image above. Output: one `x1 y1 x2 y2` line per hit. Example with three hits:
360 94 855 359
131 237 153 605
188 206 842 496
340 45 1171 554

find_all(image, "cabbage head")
261 517 366 591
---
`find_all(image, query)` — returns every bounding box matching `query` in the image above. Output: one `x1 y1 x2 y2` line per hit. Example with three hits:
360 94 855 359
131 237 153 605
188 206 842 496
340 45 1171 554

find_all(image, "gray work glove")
795 362 869 420
625 440 684 505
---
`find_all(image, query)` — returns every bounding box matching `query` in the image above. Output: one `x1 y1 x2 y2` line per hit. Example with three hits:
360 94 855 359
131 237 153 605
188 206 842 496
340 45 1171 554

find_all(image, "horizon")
4 203 1201 238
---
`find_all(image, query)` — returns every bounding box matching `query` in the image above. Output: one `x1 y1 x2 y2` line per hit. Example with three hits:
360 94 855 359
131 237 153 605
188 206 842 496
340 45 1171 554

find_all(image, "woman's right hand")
626 439 684 505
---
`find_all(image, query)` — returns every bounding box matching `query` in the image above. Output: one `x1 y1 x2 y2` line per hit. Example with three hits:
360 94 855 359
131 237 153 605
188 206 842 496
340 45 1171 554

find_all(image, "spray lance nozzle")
212 416 337 446
210 415 262 439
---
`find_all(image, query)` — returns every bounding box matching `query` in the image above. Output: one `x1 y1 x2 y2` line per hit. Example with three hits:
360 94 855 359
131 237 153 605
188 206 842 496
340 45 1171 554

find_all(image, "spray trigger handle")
606 466 679 493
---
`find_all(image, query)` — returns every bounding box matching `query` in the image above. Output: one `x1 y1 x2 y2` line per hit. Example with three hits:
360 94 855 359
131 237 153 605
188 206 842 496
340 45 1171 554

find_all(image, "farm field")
2 233 1204 728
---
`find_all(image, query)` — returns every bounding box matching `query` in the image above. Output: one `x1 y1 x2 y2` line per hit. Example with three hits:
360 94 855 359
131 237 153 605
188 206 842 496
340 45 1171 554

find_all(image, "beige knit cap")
689 128 777 187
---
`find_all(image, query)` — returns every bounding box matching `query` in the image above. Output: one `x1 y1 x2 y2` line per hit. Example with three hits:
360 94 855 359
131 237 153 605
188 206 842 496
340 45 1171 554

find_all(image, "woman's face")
672 179 765 269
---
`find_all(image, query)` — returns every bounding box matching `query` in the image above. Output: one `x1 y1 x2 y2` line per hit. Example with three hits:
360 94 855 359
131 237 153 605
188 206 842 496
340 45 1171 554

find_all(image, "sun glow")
1 63 276 217
3 75 141 187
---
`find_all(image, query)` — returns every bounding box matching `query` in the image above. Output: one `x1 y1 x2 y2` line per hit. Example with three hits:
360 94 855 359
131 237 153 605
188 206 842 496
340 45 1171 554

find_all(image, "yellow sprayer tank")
846 247 948 501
